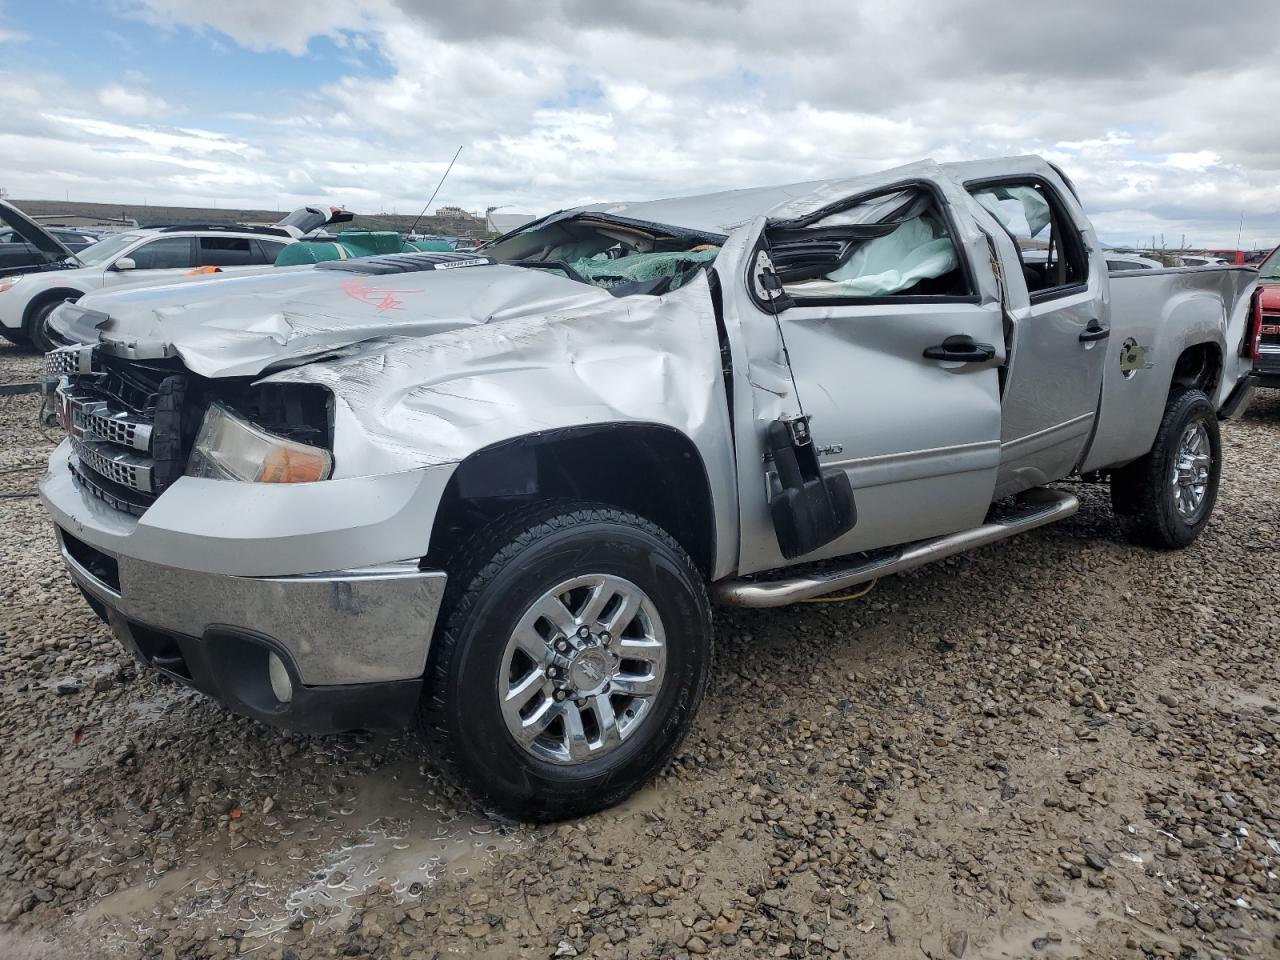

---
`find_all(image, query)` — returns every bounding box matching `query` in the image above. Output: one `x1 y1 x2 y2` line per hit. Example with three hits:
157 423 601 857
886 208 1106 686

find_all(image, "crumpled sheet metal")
92 263 615 379
265 270 737 483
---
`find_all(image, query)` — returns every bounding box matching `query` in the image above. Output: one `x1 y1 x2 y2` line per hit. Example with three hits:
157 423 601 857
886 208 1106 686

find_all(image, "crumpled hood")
58 260 617 378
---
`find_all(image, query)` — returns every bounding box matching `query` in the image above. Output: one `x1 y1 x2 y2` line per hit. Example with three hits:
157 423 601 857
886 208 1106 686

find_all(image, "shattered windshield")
482 213 725 297
1258 246 1280 281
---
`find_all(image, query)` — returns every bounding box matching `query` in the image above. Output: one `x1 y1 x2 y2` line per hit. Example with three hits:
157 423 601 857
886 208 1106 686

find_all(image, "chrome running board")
714 487 1079 608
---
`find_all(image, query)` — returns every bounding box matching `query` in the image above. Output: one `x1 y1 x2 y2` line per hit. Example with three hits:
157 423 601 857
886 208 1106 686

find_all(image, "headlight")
186 403 332 483
0 276 25 293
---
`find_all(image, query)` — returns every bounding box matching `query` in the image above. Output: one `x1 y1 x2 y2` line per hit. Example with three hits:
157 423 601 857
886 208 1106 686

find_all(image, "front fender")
265 273 741 577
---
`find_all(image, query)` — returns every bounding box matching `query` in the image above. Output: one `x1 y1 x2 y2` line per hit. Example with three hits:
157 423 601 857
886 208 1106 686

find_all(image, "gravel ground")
1 339 1277 960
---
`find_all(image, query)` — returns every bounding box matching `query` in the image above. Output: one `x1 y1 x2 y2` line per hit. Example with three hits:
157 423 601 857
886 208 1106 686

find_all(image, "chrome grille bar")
69 437 153 493
45 345 97 378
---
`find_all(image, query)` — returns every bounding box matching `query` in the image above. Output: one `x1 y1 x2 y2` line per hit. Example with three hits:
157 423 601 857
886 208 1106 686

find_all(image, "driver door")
714 172 1006 576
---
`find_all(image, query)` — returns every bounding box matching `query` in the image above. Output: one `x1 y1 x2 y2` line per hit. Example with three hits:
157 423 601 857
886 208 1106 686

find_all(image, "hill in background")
11 199 490 237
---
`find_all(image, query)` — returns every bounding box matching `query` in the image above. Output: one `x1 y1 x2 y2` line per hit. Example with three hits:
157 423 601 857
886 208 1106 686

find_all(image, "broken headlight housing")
187 403 333 483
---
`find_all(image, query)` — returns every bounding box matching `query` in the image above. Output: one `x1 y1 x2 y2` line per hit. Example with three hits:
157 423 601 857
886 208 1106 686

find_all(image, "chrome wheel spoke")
513 695 562 745
499 573 668 766
603 591 641 635
510 627 553 664
579 580 617 628
503 668 546 707
589 695 622 749
562 702 593 761
610 672 660 698
530 593 578 640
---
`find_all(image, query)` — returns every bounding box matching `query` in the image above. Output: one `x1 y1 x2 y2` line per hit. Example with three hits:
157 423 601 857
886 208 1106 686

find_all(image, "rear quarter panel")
1081 265 1256 471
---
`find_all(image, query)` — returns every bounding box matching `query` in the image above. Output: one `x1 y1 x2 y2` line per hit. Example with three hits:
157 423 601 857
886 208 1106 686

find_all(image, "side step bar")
714 488 1079 608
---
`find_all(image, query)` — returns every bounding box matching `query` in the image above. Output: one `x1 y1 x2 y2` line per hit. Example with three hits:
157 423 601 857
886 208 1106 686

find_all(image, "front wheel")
420 502 712 821
1110 387 1221 549
26 299 67 354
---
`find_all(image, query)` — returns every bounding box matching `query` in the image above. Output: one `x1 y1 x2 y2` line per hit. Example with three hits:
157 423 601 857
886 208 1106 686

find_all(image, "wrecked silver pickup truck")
39 156 1259 819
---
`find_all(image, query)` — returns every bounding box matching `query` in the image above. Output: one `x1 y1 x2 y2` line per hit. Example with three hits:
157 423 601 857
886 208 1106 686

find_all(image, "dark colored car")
0 201 84 278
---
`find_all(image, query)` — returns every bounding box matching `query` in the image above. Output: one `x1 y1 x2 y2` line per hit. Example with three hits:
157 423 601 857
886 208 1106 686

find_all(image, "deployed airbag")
784 216 958 298
973 184 1052 237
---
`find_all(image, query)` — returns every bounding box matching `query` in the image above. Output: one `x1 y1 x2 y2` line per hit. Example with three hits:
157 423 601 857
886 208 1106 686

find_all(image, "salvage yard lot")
1 342 1277 959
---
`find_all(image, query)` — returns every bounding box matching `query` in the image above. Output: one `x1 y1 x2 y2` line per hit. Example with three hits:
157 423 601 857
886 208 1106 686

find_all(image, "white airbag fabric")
786 216 959 298
973 185 1052 237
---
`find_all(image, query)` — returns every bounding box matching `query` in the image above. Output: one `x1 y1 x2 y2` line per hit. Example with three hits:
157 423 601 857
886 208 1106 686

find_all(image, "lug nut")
577 625 591 639
555 638 570 653
599 631 612 646
554 690 568 701
546 666 559 679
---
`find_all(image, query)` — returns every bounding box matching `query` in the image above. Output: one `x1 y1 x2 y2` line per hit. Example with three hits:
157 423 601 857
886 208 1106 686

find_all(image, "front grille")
70 437 153 492
50 345 188 515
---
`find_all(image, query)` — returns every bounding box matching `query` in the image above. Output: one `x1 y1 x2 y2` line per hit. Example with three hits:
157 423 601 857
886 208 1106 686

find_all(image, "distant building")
434 205 474 218
486 211 537 234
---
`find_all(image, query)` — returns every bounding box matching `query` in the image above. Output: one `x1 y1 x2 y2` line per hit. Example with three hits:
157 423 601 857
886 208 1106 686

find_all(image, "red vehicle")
1199 249 1250 265
1255 244 1280 389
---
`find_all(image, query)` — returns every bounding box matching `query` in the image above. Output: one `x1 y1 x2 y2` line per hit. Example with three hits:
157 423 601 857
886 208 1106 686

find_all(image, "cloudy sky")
0 0 1277 248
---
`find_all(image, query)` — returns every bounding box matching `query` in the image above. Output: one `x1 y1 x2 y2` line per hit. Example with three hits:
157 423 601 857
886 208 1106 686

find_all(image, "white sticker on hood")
432 258 491 270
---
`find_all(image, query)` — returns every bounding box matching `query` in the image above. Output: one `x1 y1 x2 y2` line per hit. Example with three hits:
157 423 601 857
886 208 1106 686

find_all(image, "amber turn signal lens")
258 445 332 484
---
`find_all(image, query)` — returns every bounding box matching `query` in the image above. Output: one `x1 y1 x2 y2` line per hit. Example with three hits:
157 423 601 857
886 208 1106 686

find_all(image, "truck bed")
1081 265 1256 472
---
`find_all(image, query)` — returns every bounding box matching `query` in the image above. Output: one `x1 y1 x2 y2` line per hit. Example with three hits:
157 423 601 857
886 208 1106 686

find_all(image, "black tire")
25 298 67 354
1110 387 1220 549
0 326 31 347
420 501 712 821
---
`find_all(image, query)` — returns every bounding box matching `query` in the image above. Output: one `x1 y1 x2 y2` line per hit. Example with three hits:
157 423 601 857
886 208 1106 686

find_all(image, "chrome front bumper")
57 526 446 688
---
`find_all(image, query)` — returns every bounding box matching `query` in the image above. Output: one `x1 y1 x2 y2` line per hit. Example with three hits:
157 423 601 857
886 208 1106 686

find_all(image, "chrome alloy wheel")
498 574 667 765
1170 420 1212 520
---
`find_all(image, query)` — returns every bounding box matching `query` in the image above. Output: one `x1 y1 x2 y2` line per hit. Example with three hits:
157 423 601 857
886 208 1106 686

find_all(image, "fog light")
268 653 293 704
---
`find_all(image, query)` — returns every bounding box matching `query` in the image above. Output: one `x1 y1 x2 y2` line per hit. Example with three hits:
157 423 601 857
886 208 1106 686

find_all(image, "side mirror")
113 257 136 271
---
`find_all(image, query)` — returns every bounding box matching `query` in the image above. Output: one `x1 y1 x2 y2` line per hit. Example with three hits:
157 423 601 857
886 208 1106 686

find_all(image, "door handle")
1079 319 1110 343
923 335 996 363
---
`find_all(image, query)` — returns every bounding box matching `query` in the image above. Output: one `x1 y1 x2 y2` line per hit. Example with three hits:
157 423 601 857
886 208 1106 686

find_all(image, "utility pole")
1236 211 1244 250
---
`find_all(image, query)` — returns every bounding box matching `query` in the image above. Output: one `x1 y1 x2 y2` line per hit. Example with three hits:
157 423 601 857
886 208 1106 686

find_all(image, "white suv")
0 224 294 351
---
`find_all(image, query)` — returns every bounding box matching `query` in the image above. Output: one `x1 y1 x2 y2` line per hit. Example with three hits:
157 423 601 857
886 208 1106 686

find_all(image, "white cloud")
0 1 1276 247
97 84 172 118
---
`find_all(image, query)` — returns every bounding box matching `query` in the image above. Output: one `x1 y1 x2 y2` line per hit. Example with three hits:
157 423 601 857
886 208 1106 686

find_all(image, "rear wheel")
1110 388 1220 549
419 501 712 821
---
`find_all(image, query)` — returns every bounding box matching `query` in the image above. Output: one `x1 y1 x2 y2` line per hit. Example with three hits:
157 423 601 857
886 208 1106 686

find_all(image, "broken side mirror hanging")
767 415 856 559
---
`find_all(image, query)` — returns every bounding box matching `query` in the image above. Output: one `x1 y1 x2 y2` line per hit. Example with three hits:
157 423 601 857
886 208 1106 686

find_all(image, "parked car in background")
451 237 482 251
0 200 92 279
1105 253 1164 271
0 205 351 351
39 155 1258 820
1178 254 1229 268
1253 243 1280 389
1199 249 1250 265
